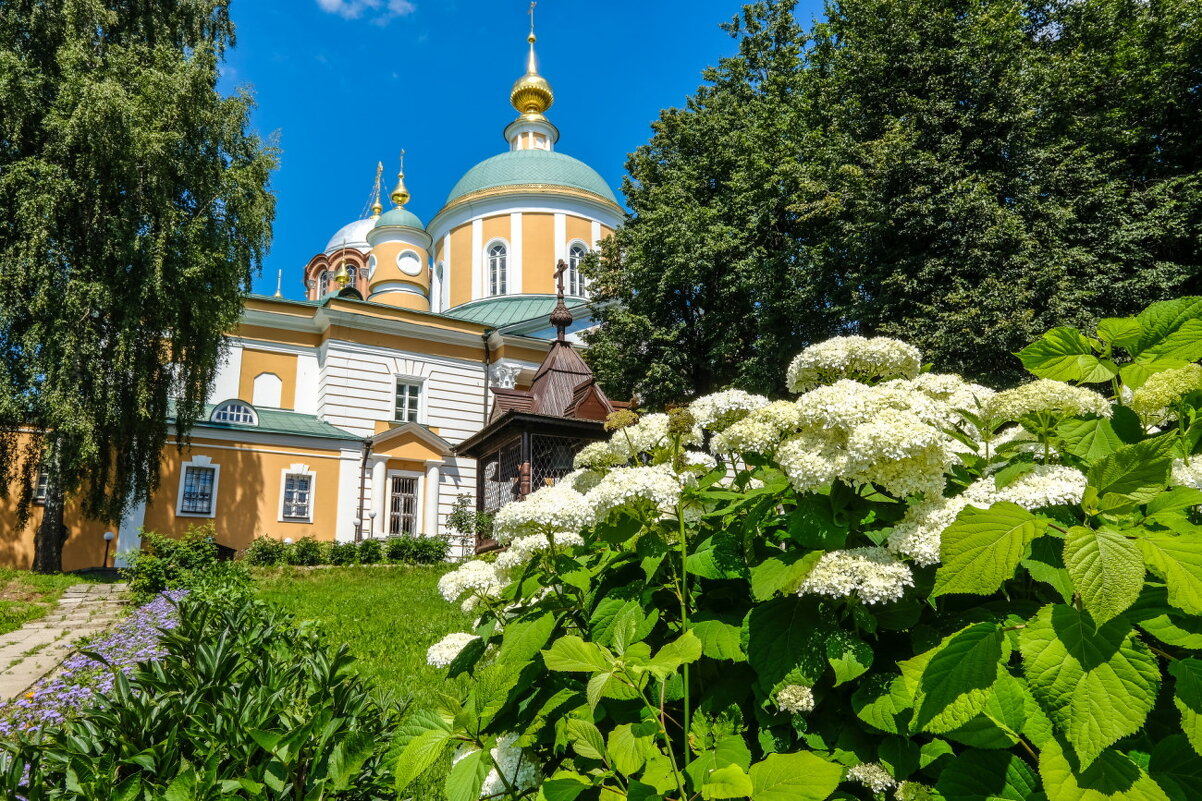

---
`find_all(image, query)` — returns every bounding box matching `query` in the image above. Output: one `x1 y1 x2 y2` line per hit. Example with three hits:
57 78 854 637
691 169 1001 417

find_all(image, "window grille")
389 476 419 535
488 243 508 295
531 435 587 489
212 402 256 425
34 469 48 504
567 244 587 297
319 270 331 296
483 442 522 512
395 381 421 422
282 473 312 520
347 267 359 292
181 466 216 515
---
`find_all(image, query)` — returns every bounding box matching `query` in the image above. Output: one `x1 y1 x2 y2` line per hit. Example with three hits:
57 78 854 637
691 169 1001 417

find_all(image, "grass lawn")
0 569 99 637
254 564 473 799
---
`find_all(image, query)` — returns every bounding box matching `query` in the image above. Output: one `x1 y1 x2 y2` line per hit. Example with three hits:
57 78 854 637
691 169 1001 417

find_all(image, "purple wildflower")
0 590 187 736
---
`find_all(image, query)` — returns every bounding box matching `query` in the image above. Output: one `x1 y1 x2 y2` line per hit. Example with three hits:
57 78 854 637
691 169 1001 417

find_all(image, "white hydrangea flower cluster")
573 413 702 469
847 763 898 793
493 482 594 543
888 464 1088 565
710 401 804 454
572 440 626 470
1171 458 1202 490
437 560 507 612
586 464 684 519
902 372 995 411
775 684 815 714
496 532 586 570
985 379 1111 421
689 389 771 431
426 632 480 668
786 336 921 392
798 547 914 605
776 380 960 497
1130 364 1202 425
452 734 540 799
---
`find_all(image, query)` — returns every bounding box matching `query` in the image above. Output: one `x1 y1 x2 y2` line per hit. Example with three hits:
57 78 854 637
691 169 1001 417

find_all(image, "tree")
0 0 276 572
583 0 1202 403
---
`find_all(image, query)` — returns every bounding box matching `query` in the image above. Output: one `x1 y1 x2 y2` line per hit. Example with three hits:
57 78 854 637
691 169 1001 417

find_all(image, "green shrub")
328 541 358 566
400 297 1202 801
1 595 405 798
122 525 220 601
357 538 383 565
411 535 449 564
383 535 416 563
242 535 288 566
289 536 324 566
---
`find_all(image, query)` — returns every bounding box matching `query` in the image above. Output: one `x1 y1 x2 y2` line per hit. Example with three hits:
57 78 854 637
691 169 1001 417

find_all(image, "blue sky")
223 0 825 298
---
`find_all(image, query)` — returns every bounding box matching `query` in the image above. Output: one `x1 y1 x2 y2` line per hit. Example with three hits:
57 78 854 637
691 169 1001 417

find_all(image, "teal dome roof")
447 150 619 206
374 207 425 230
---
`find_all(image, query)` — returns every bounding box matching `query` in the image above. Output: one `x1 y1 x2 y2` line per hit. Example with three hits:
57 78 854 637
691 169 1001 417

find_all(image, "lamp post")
353 518 361 539
368 510 378 538
102 531 115 569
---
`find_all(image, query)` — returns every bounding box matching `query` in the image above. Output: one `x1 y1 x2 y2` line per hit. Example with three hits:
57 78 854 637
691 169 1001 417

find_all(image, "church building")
0 24 623 570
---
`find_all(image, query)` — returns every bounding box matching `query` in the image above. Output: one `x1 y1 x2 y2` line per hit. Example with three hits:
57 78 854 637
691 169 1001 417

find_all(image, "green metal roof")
442 295 589 327
446 150 619 206
374 207 425 230
190 405 361 441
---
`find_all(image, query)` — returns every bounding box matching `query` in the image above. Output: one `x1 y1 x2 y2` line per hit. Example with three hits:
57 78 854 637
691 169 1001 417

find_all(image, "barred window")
212 401 257 425
181 466 216 515
389 476 419 536
282 473 312 520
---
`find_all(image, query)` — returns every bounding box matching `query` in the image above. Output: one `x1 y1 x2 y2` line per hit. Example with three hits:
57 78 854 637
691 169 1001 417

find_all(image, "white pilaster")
371 458 388 537
591 220 602 249
294 352 319 414
208 343 243 404
510 212 523 295
471 218 483 300
554 213 567 268
113 499 147 568
336 448 362 543
424 462 441 536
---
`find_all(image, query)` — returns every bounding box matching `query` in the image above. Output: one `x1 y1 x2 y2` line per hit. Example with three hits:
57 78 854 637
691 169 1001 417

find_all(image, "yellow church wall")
448 224 474 308
237 324 322 349
141 438 344 551
326 325 484 363
482 215 509 254
237 349 298 409
523 213 556 294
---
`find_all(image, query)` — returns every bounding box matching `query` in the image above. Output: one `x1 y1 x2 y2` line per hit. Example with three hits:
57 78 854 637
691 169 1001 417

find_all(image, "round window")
367 254 377 279
397 251 422 277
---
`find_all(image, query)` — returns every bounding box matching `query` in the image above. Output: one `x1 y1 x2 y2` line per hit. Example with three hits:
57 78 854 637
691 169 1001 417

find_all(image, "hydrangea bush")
397 297 1202 801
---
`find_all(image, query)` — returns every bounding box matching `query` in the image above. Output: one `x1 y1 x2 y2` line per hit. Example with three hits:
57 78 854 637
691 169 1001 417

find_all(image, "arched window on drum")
567 242 588 298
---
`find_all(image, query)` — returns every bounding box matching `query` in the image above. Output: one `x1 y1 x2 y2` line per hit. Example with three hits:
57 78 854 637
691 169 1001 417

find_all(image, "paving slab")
0 583 128 698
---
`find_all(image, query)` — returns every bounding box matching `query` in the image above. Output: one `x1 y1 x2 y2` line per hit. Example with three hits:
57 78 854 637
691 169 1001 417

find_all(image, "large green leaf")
1170 659 1202 756
445 749 489 801
1019 605 1160 769
750 550 822 601
934 503 1042 597
685 734 753 793
1063 526 1144 623
497 611 557 667
702 764 754 800
1088 439 1173 505
566 718 608 761
393 728 453 793
944 671 1028 749
747 751 844 801
1137 532 1202 615
935 748 1039 801
1059 417 1127 461
826 630 873 686
1017 327 1115 383
1096 317 1142 352
1139 319 1202 364
852 673 913 735
1132 297 1202 358
607 722 657 776
647 630 703 679
1150 735 1202 801
692 612 747 662
543 637 613 673
902 623 1005 733
1039 737 1171 801
744 596 827 692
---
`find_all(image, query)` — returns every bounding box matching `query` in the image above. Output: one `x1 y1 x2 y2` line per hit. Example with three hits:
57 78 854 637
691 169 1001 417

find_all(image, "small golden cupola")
366 150 432 311
505 3 560 152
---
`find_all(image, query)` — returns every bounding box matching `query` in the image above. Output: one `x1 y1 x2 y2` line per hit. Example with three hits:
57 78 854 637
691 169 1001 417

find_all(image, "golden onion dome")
510 33 553 116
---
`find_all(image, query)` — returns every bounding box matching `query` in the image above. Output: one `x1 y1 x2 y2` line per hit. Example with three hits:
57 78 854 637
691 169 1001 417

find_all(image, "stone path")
0 583 128 699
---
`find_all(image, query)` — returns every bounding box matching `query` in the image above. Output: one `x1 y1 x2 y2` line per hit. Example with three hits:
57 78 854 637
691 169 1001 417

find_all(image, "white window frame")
278 463 316 523
485 239 509 296
566 240 590 298
211 400 258 426
177 455 220 518
386 469 425 536
394 375 426 424
318 270 331 297
33 468 48 505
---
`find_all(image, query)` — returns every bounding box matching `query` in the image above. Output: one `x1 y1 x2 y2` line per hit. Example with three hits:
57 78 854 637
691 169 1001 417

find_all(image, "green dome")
374 207 425 230
446 150 618 206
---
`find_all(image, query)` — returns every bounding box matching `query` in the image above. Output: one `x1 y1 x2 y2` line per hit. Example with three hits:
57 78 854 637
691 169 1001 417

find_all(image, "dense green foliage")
0 0 276 571
243 534 450 568
2 595 402 799
256 565 472 799
401 298 1202 800
121 525 243 602
584 0 1202 405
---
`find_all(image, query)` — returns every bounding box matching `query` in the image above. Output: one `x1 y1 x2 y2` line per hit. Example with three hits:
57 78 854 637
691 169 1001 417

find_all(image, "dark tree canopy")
0 0 276 570
583 0 1202 407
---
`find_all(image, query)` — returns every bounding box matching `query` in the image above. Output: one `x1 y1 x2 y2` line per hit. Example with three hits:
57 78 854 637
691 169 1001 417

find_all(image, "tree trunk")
32 453 67 574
